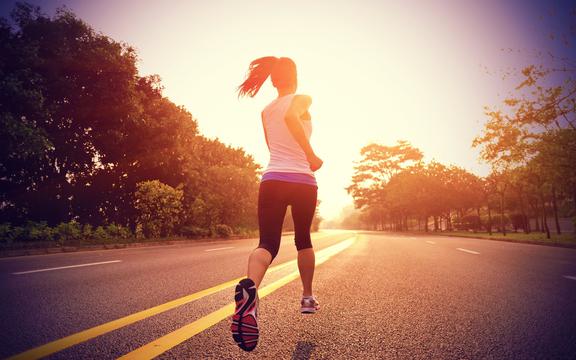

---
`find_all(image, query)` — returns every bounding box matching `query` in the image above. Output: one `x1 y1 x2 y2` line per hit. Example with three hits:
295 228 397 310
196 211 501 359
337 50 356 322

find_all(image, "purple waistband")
261 172 317 187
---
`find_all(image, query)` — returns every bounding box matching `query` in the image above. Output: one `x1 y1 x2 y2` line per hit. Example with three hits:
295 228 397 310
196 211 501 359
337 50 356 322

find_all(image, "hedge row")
0 221 237 247
0 221 132 246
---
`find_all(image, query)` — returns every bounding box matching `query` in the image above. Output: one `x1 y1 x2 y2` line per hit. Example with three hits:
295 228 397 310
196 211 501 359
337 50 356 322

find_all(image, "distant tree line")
346 142 484 232
345 138 574 237
346 62 575 237
0 4 266 243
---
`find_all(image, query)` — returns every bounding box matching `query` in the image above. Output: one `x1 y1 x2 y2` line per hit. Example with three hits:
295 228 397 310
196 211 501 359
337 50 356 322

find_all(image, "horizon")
1 0 574 221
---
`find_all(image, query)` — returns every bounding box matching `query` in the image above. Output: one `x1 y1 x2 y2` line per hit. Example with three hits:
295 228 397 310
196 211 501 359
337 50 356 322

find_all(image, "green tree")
347 140 423 229
0 3 262 239
1 4 141 224
181 137 261 232
134 180 183 238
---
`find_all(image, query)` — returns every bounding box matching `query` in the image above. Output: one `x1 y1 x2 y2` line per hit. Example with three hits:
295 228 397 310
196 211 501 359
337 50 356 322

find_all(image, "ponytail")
237 56 278 98
238 56 297 98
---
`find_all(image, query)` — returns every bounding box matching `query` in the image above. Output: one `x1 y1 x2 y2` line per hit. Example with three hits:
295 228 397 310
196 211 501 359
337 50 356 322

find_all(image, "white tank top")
262 94 314 176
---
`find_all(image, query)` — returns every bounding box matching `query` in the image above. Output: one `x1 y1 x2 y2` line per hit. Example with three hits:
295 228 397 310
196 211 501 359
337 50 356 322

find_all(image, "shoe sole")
300 306 320 314
231 283 259 351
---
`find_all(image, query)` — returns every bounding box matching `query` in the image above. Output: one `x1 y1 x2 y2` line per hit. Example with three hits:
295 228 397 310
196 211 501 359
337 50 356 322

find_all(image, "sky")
1 0 574 221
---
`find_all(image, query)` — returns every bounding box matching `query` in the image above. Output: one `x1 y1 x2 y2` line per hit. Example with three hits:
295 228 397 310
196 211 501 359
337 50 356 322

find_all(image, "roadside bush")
82 224 93 242
92 226 112 244
105 223 132 242
479 215 509 232
234 227 258 238
483 214 510 232
119 225 133 240
454 215 481 231
0 221 134 247
135 180 183 238
180 225 210 238
11 227 26 242
135 223 145 240
26 221 55 242
54 221 82 246
0 223 15 243
213 224 233 238
509 213 528 232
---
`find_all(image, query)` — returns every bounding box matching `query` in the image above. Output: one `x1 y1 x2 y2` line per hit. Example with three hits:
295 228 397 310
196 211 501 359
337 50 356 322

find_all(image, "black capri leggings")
257 180 318 260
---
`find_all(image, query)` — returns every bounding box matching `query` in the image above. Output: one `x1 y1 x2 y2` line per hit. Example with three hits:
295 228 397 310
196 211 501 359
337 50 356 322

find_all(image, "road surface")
1 231 575 359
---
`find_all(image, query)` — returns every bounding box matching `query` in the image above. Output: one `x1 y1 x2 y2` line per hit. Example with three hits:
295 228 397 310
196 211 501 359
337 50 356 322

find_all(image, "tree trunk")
476 207 481 233
534 212 541 232
552 187 561 235
541 197 550 239
543 213 551 239
424 216 429 232
500 194 506 236
433 216 438 231
487 206 492 235
519 194 529 234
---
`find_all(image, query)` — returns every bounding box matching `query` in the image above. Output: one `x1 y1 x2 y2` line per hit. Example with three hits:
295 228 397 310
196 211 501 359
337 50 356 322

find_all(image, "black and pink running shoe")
231 278 259 351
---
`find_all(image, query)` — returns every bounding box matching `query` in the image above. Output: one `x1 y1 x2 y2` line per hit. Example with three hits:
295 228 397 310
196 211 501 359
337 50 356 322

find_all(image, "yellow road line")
118 237 356 360
8 233 354 360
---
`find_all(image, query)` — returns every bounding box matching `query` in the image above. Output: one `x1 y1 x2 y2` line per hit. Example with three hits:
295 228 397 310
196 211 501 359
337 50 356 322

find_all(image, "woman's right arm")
261 112 270 151
284 95 323 172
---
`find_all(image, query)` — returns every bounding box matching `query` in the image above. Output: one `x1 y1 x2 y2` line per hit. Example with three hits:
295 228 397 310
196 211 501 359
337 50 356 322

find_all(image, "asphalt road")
1 231 575 359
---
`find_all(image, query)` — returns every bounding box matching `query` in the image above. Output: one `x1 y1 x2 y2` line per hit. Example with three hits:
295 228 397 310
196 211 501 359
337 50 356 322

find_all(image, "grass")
435 230 576 246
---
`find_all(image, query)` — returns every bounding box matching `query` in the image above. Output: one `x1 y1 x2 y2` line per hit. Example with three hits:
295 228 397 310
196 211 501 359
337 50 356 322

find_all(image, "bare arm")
261 112 270 150
284 95 323 171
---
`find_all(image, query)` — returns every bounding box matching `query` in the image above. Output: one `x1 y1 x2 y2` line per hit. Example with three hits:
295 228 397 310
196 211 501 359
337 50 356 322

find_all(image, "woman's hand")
307 153 323 172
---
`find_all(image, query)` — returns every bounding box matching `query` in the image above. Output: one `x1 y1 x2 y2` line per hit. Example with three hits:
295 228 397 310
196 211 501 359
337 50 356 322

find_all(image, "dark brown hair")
237 56 297 97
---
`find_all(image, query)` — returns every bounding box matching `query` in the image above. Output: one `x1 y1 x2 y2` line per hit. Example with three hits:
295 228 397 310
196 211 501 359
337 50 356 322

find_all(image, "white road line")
204 246 235 252
564 275 576 281
456 248 480 255
426 240 436 245
12 260 122 275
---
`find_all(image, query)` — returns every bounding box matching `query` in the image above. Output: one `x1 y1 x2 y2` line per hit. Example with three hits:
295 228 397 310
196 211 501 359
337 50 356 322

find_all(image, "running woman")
231 56 323 352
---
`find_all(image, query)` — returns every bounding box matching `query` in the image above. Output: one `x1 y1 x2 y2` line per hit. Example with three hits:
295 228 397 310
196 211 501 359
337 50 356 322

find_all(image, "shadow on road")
291 341 316 360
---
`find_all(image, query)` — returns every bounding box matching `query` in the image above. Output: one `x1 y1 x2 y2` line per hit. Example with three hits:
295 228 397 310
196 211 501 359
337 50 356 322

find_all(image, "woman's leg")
232 181 288 351
247 248 273 288
249 181 288 287
290 184 318 297
297 248 315 297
